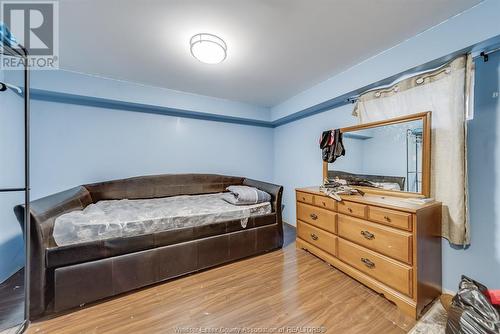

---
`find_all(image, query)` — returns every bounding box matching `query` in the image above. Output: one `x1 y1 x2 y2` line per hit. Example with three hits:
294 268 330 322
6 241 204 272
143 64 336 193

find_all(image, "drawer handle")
310 213 318 220
361 258 375 269
302 197 306 201
361 230 375 240
310 233 319 240
322 201 326 207
348 208 353 213
384 215 392 222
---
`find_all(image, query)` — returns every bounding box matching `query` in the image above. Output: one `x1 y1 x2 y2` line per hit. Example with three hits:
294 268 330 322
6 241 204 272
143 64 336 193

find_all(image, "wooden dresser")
295 187 442 319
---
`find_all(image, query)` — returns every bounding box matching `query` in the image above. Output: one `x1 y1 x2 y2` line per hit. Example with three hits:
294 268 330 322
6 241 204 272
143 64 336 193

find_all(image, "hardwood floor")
0 268 24 332
28 225 416 334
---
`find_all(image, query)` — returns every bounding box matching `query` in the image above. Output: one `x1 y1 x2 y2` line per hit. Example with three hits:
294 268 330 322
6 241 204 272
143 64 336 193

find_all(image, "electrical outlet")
493 91 499 98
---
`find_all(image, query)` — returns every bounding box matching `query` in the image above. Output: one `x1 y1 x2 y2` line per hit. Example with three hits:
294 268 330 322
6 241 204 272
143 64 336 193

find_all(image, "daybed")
15 174 283 319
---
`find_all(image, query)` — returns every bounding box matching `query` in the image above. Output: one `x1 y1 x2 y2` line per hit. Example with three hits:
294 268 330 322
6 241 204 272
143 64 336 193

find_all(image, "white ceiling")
59 0 482 107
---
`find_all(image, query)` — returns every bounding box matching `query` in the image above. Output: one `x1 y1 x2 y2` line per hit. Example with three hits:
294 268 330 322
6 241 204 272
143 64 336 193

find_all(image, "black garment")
320 129 345 163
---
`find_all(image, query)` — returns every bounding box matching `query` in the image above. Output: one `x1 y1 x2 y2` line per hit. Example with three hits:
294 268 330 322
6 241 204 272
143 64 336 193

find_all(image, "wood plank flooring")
28 225 416 333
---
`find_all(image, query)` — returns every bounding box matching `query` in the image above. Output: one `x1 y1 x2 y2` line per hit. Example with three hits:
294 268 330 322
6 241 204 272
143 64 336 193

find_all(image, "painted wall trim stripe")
30 89 274 128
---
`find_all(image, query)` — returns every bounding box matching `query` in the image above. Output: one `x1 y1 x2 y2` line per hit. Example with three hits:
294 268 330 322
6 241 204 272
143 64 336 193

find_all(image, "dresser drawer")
313 195 337 211
338 201 367 219
296 191 314 205
337 238 412 296
368 206 412 231
297 221 336 255
337 215 412 264
297 202 337 234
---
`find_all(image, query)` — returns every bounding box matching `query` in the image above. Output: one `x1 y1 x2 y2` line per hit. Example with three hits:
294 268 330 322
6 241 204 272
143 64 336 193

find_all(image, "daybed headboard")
84 173 245 201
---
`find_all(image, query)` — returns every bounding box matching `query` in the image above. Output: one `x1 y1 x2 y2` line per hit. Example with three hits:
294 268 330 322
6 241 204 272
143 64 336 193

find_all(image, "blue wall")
30 99 274 200
2 69 274 200
273 104 357 225
0 192 24 283
0 71 25 283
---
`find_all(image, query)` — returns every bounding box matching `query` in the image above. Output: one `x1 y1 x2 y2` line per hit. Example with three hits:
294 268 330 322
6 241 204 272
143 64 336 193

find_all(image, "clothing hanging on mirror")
320 129 345 163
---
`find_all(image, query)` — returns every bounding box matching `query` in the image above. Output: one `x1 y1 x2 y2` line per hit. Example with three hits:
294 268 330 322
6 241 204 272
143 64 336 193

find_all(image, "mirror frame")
323 111 432 198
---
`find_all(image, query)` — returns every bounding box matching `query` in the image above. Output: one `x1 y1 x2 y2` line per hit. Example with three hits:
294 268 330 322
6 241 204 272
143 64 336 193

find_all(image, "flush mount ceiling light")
190 33 227 64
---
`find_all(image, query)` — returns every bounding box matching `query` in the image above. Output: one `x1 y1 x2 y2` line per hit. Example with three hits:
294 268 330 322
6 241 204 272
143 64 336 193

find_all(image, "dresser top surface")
296 186 441 213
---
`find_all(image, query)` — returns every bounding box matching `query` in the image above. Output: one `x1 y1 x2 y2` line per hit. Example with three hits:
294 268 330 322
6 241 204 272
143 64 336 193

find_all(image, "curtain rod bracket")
480 51 489 62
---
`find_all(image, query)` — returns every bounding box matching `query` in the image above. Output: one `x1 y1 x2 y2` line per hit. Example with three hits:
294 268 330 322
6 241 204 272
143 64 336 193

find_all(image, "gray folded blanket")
223 185 271 205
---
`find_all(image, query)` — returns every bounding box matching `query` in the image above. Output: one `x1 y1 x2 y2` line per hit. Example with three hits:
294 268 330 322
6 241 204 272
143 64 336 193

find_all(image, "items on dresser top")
320 179 363 201
295 186 442 319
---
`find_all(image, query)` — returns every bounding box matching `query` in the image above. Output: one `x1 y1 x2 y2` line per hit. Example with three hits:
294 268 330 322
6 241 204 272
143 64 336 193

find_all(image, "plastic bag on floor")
446 275 500 334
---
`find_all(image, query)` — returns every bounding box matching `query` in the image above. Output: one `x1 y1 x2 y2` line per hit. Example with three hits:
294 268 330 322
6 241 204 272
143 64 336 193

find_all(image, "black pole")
21 45 31 331
0 44 30 333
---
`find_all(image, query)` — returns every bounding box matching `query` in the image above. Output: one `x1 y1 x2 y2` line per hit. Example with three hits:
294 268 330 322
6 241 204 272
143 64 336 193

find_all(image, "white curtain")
353 56 472 246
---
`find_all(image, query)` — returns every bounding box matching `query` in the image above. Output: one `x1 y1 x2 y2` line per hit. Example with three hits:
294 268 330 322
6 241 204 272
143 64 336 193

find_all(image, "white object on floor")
408 301 448 334
53 192 271 246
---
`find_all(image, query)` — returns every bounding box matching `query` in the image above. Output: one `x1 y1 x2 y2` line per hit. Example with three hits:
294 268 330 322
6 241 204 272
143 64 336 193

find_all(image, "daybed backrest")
84 173 245 202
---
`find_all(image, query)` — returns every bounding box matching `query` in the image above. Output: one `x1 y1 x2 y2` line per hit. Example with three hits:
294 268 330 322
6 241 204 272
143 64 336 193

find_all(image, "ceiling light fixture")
190 33 227 64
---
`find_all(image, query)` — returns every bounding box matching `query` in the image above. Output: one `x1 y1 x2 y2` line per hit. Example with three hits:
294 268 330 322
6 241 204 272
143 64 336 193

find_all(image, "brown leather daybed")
15 174 283 319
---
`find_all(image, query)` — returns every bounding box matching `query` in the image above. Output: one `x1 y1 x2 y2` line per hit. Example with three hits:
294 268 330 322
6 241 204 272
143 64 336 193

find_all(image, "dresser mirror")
323 111 431 197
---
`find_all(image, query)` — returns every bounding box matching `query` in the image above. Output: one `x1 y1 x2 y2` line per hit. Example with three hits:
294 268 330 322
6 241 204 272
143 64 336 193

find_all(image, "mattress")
52 192 271 247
